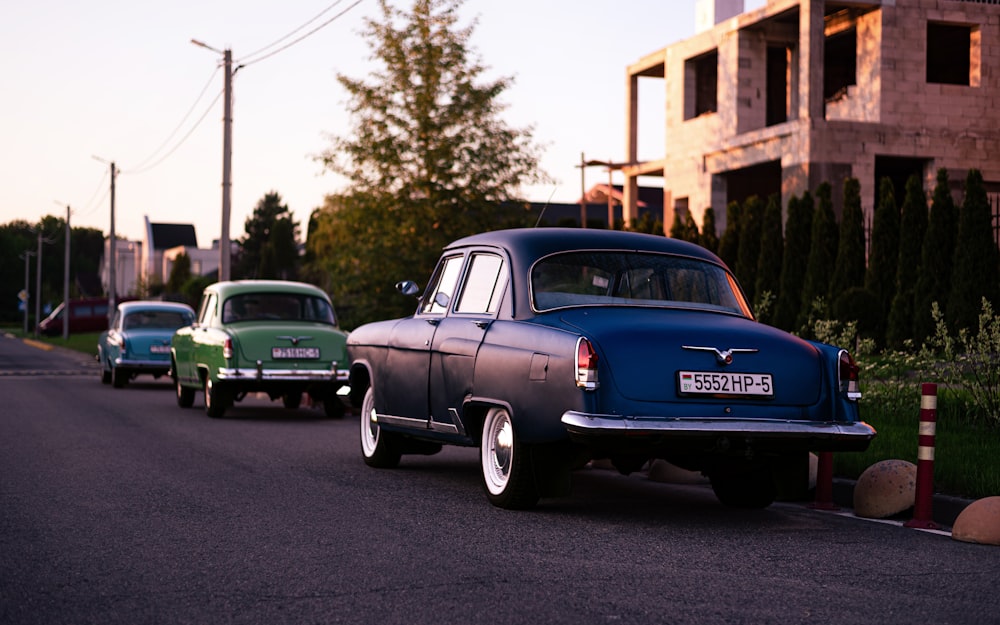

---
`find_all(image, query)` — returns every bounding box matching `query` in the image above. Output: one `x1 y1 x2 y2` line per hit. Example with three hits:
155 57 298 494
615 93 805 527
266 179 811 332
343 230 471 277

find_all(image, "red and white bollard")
809 451 838 510
905 383 940 530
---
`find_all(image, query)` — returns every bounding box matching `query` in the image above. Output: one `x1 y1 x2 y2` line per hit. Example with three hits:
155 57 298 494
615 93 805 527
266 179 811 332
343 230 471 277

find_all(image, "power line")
123 88 224 175
237 0 352 64
76 169 111 220
238 0 366 68
124 66 220 173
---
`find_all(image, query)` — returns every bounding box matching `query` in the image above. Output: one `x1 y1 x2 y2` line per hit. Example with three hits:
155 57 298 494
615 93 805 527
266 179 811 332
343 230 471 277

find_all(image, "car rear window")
221 293 336 325
531 251 750 316
124 310 194 330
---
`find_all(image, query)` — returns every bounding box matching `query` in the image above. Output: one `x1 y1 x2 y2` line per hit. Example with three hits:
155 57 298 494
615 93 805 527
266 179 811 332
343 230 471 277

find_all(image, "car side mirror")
396 280 421 297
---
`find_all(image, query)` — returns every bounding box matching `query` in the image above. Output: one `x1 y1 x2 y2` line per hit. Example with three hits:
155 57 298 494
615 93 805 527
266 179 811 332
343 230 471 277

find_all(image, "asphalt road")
1 333 998 625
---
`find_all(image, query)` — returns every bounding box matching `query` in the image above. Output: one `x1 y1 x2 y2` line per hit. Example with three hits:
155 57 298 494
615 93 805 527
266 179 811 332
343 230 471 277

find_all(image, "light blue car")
98 301 195 388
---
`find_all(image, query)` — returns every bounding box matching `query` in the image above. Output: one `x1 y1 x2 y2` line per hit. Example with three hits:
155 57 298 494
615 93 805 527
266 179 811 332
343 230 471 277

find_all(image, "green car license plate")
678 371 773 397
272 347 320 359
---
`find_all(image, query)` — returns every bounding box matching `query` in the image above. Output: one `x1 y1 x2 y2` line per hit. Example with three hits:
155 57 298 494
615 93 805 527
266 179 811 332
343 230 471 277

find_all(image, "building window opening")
927 22 972 85
824 28 856 101
685 50 718 120
766 46 790 126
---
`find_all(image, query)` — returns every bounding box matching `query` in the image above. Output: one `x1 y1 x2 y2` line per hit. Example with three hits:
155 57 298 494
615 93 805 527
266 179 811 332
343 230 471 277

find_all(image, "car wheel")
111 367 128 388
359 386 401 468
282 392 302 410
204 377 228 419
175 374 194 408
480 407 539 510
709 462 775 509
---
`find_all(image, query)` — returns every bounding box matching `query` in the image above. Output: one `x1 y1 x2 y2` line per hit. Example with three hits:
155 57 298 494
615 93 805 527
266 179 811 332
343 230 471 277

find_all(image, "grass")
835 381 1000 500
3 326 101 359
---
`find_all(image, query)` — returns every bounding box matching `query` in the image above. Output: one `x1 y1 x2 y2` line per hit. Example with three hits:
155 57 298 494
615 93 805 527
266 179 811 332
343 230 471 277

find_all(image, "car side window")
420 255 464 315
198 293 217 325
455 253 507 314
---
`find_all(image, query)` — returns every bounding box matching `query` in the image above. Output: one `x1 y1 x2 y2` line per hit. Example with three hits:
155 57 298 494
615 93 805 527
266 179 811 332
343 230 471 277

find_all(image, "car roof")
118 300 194 313
444 228 731 320
446 227 724 266
205 280 330 300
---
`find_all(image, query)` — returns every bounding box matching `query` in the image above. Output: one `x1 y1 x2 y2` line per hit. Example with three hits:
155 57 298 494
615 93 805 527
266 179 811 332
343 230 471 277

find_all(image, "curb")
832 477 973 528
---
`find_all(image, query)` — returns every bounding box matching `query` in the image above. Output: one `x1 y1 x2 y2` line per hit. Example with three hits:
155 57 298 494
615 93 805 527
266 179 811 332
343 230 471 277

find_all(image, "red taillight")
575 337 599 390
838 349 861 400
223 338 233 360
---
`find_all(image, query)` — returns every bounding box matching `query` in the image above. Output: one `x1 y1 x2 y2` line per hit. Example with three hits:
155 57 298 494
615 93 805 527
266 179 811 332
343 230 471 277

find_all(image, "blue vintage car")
98 300 195 388
346 228 875 510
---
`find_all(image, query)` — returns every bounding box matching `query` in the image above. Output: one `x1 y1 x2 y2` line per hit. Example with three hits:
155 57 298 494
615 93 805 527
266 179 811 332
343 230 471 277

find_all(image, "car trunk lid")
557 307 823 405
228 322 347 365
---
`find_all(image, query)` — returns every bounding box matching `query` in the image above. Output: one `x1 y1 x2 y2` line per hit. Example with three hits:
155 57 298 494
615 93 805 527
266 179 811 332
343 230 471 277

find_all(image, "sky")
1 0 765 245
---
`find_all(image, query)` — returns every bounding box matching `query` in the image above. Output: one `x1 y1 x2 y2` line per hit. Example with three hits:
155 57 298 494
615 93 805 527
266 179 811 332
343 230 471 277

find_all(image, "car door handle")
425 318 440 326
473 320 490 329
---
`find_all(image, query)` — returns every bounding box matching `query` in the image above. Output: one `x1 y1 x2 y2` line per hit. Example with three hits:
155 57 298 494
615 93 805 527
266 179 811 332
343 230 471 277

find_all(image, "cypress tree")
669 210 687 240
717 200 742 270
864 177 900 344
828 178 866 306
774 192 813 331
797 182 838 331
735 195 764 303
947 169 1000 333
700 206 719 253
886 174 928 348
754 193 784 323
913 169 958 344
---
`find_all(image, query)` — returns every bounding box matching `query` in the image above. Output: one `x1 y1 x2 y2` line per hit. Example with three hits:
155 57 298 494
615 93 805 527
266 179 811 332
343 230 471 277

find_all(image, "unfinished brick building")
620 0 1000 235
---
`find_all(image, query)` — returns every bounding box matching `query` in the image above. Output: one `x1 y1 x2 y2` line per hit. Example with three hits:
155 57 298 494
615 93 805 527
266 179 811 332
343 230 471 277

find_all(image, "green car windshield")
222 293 336 325
531 251 751 317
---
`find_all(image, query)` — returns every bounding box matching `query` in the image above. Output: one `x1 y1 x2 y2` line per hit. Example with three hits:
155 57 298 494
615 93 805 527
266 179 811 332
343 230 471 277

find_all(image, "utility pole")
34 231 42 338
109 161 117 325
21 250 34 335
63 205 71 340
221 47 233 282
578 152 587 229
94 156 117 327
192 39 234 281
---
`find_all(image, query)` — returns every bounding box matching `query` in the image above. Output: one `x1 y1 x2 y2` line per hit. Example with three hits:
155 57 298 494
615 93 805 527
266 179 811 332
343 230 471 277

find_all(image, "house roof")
150 223 198 250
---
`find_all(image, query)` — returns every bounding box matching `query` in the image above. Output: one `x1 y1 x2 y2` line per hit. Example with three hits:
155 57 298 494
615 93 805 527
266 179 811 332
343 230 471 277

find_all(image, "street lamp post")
192 39 234 282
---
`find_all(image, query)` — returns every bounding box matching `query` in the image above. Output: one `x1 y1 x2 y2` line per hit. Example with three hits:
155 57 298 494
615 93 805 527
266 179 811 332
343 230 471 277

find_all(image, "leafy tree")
699 206 719 253
716 200 741 269
947 169 1000 333
0 217 107 325
308 0 545 327
886 174 928 348
829 177 866 304
913 169 958 344
234 191 300 281
797 182 838 331
774 192 813 331
734 196 764 303
864 176 900 344
166 253 192 295
754 193 783 322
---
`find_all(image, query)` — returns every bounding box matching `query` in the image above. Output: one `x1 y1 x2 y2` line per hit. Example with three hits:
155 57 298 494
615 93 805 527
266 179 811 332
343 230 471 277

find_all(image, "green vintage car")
171 280 350 418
